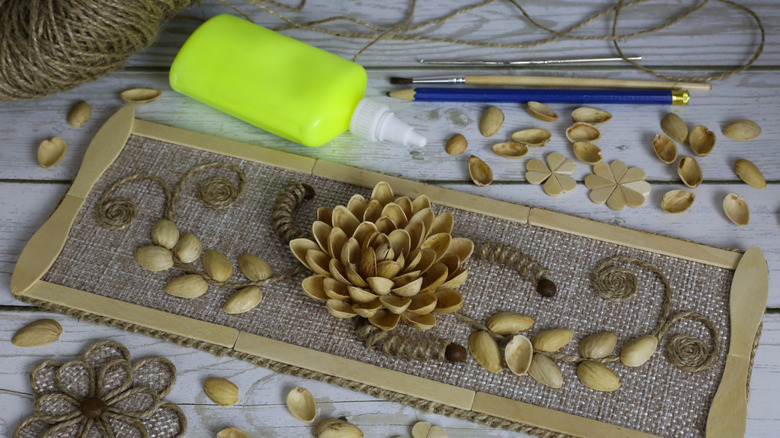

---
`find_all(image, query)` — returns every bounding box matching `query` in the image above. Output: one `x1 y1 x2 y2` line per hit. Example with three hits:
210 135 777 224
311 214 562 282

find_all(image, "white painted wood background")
1 1 777 436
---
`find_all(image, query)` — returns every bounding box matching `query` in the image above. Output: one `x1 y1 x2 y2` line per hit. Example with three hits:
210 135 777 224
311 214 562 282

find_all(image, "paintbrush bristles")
389 77 414 85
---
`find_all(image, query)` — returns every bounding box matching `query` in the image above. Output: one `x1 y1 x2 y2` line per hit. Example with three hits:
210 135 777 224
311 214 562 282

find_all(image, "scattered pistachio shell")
505 334 534 376
571 107 611 125
661 113 688 144
164 274 209 299
286 387 317 423
37 137 67 168
174 233 202 263
723 193 750 226
120 87 161 104
445 133 467 156
468 330 503 373
202 250 233 282
565 122 601 143
468 155 493 187
661 190 695 214
677 156 703 188
135 245 173 271
238 253 273 281
722 119 761 141
66 101 91 128
734 159 766 189
203 377 239 406
577 360 621 392
572 142 602 164
620 335 658 367
689 125 716 156
491 142 528 158
12 319 63 347
579 331 618 359
223 286 263 314
486 312 534 335
425 425 447 438
151 218 180 249
652 133 678 164
527 101 558 122
479 105 504 137
315 418 364 438
532 328 573 353
217 428 249 438
411 422 432 438
511 128 552 147
529 354 564 389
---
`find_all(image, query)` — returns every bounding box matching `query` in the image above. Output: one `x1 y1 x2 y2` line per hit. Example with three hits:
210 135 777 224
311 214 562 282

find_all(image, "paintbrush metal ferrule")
410 75 466 84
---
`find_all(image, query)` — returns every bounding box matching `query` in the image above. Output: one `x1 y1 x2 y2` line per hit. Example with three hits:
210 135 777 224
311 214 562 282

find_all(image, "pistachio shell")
689 125 716 156
217 428 250 438
120 87 161 104
528 354 563 389
12 319 63 347
579 331 618 359
620 335 658 367
577 360 621 392
572 142 602 164
411 422 432 438
468 155 493 187
238 253 273 281
734 159 766 189
527 101 558 122
203 377 238 406
722 119 761 141
433 288 463 314
511 128 551 147
652 133 678 164
164 274 209 299
491 142 529 158
37 137 67 168
286 387 317 423
486 312 534 335
151 219 180 249
445 133 467 155
565 122 601 143
202 250 233 282
571 107 611 125
723 193 750 226
135 245 173 271
468 331 503 373
479 105 504 137
661 189 695 214
223 286 263 314
66 101 91 128
368 309 401 330
677 156 703 188
174 233 201 263
505 334 534 376
315 418 364 438
532 328 573 353
661 113 689 144
326 300 358 318
380 295 412 314
401 312 436 330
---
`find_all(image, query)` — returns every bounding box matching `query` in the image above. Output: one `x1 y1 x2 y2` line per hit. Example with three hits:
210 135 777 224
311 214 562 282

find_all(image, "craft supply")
391 72 711 91
566 122 601 143
388 87 689 105
689 125 717 156
526 101 558 122
661 112 689 144
218 428 250 438
416 55 642 66
572 142 603 165
11 319 62 347
678 156 703 188
286 387 317 423
478 105 504 137
734 159 766 189
66 101 91 128
315 418 364 438
445 133 468 156
468 156 493 186
584 160 651 210
723 193 750 226
170 14 425 148
204 377 239 406
661 190 696 214
652 134 678 164
491 142 528 159
525 153 577 197
571 107 612 124
723 119 762 141
120 87 162 105
36 137 67 168
511 128 551 147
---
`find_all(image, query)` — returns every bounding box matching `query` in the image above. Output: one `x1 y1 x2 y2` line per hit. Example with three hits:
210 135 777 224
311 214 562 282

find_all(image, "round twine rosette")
289 181 473 331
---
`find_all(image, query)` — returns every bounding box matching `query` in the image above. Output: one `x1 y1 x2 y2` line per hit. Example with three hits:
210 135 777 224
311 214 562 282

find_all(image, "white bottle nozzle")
349 97 427 147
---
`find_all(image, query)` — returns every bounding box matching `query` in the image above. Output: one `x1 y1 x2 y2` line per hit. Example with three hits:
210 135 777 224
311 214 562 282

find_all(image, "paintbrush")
387 88 689 105
389 75 711 91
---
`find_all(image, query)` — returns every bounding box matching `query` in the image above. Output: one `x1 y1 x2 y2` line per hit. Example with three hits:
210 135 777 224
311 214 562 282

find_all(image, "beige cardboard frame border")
11 106 765 438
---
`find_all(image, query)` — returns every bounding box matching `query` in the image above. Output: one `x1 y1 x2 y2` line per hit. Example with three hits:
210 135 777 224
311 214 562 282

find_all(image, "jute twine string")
0 0 764 100
271 181 314 243
96 174 171 230
473 240 550 284
355 319 450 362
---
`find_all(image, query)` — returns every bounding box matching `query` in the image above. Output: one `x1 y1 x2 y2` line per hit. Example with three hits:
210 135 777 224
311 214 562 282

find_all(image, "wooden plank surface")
1 0 778 436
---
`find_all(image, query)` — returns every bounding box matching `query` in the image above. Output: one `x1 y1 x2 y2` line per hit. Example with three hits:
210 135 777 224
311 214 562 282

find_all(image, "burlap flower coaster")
14 340 186 438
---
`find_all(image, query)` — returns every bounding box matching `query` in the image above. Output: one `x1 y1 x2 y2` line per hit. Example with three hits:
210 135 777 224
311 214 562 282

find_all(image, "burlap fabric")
40 134 737 437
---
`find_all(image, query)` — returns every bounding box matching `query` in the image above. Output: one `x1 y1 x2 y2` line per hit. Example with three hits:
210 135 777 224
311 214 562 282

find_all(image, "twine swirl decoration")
591 260 639 302
657 311 718 372
96 174 172 230
173 162 246 211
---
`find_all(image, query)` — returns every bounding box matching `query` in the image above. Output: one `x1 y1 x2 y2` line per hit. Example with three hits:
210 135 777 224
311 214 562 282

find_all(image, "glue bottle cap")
349 97 427 148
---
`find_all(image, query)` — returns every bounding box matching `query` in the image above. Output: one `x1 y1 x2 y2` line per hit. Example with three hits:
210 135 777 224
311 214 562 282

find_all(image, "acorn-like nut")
174 233 202 264
579 331 618 359
164 275 209 299
479 105 504 137
203 377 239 406
528 354 563 389
223 286 263 314
531 328 573 352
486 312 534 335
134 246 173 271
12 319 63 347
66 101 91 128
151 218 180 249
315 418 364 438
577 360 621 392
237 254 273 281
468 330 503 373
445 133 468 156
202 250 233 282
620 335 658 367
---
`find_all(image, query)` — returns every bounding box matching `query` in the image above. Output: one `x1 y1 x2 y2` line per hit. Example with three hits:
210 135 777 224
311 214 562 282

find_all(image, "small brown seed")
445 133 467 155
445 343 467 362
536 279 557 297
12 319 63 347
66 101 91 128
479 105 504 137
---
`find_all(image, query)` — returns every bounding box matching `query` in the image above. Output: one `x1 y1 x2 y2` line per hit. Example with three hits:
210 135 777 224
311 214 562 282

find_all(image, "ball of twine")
0 0 195 101
665 334 710 372
96 198 138 230
591 263 638 302
196 177 239 209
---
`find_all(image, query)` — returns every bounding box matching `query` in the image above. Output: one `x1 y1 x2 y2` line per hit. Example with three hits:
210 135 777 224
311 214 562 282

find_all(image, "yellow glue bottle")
169 14 425 148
